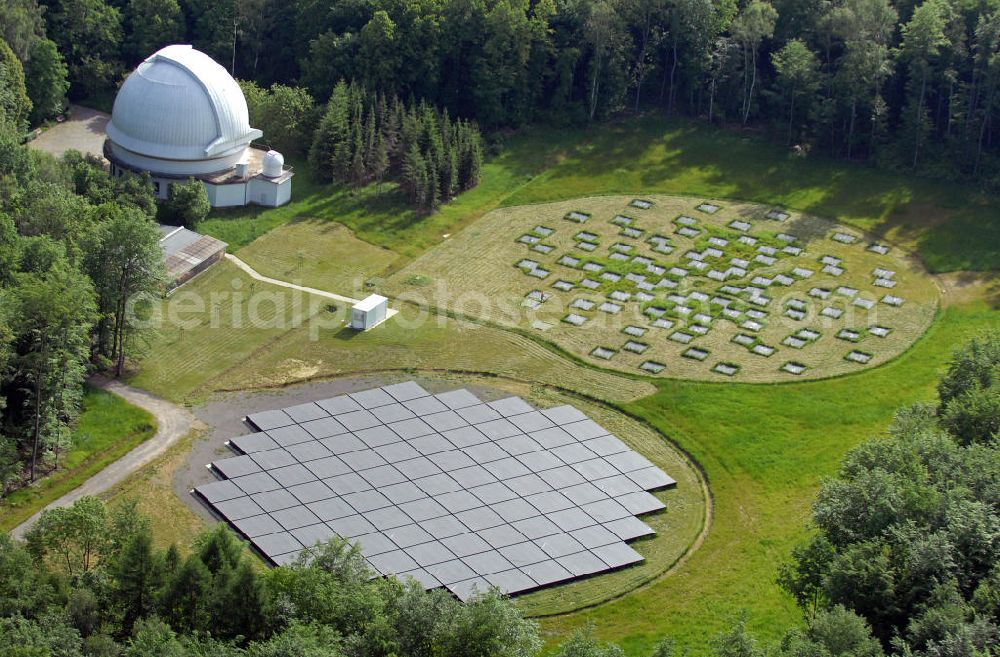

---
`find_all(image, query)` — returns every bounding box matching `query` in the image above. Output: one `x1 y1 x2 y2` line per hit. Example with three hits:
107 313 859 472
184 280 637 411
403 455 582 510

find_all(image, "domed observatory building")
105 45 293 208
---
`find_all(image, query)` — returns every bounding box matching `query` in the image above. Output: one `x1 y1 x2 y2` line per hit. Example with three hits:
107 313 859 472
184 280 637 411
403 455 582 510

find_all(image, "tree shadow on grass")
535 115 997 272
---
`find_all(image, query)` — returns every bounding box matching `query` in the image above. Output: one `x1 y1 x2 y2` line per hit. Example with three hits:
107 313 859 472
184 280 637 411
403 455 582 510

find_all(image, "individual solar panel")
299 416 347 439
404 395 449 416
366 505 415 531
508 411 555 433
400 568 441 589
435 389 481 410
252 488 300 513
198 383 676 601
521 559 573 586
285 440 333 463
271 505 322 531
319 433 366 454
246 409 294 431
252 532 302 559
479 524 527 549
270 463 316 488
615 491 667 515
283 402 329 423
337 410 382 432
229 432 278 453
422 514 469 539
441 532 492 557
628 466 677 490
423 410 469 432
604 516 654 540
382 381 431 402
370 403 416 424
251 449 298 470
355 426 402 449
306 497 355 522
267 424 313 447
350 388 396 409
304 455 351 479
291 522 336 547
212 455 261 479
316 395 362 415
488 397 535 417
591 542 643 569
385 523 433 548
558 550 608 576
354 532 398 557
194 479 243 503
233 513 283 538
370 549 419 575
486 568 537 594
288 480 335 504
326 514 376 538
512 516 561 540
457 404 502 424
499 541 548 567
230 471 280 494
426 560 477 587
406 540 458 567
214 496 265 521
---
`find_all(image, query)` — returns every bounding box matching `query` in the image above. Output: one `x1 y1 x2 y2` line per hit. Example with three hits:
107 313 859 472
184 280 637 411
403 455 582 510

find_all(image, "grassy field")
536 295 997 652
131 265 656 405
386 194 938 382
237 219 399 295
196 116 997 277
0 386 156 532
124 114 1000 653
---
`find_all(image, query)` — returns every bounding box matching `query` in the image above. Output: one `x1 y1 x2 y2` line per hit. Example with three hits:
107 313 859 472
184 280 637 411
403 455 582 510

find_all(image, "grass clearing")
237 218 399 295
500 118 1000 273
127 259 331 401
388 194 937 382
537 298 998 653
107 426 211 553
0 386 156 532
126 115 999 654
196 135 561 264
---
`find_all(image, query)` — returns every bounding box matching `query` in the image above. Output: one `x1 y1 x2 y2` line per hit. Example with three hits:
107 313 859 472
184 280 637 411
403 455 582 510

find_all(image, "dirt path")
225 254 399 321
11 375 198 539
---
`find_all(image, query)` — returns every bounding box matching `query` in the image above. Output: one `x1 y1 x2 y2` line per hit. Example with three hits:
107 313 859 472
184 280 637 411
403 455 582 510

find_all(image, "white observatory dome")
106 45 262 176
262 150 284 178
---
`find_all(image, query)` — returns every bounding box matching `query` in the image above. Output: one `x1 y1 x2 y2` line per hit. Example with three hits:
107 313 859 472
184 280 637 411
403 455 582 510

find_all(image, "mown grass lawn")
196 115 997 276
0 385 156 532
536 297 998 653
130 114 1000 654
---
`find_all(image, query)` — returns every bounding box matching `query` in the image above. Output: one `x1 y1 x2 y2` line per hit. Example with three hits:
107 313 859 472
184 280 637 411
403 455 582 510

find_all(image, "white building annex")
104 45 292 208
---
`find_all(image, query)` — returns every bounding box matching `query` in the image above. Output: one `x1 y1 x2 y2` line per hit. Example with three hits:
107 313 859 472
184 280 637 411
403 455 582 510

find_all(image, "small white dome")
106 45 262 163
262 150 284 178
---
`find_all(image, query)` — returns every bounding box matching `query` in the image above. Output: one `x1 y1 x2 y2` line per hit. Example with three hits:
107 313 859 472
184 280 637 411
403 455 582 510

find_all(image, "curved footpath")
11 257 402 540
225 254 399 320
11 376 197 539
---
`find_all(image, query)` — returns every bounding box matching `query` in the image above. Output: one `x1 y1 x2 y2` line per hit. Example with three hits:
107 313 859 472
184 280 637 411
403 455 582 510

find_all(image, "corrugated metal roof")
158 224 227 282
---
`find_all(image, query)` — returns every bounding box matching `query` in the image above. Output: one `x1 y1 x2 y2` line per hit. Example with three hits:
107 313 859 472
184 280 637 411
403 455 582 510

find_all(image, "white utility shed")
351 294 389 330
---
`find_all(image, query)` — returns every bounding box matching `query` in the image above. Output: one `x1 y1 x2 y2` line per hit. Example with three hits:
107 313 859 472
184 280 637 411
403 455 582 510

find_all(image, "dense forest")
1 331 997 656
3 0 1000 186
310 82 484 211
0 116 214 496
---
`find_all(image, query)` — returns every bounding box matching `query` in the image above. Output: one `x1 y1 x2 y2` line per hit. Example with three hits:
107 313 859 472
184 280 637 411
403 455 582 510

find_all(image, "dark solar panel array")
194 382 675 601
